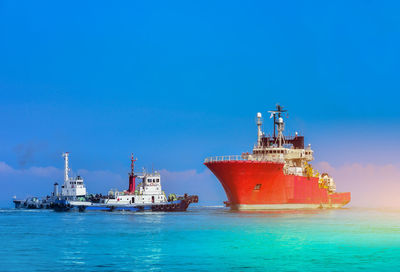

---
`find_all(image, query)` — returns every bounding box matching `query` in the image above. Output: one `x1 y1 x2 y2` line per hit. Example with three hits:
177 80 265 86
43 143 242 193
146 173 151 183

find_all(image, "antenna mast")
268 104 287 148
131 153 137 176
128 153 138 193
256 112 263 147
62 152 69 182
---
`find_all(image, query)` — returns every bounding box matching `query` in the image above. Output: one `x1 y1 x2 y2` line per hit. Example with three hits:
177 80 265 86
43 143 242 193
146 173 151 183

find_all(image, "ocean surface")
1 206 400 272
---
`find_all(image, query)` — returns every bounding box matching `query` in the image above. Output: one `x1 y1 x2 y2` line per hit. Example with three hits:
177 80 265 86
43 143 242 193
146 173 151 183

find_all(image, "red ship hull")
205 160 351 210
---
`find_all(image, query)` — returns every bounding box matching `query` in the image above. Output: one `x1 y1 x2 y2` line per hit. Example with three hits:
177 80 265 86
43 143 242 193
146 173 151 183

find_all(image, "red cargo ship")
204 105 350 210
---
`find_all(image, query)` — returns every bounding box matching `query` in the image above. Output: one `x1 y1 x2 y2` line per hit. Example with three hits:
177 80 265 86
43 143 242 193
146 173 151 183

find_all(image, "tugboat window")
254 184 262 190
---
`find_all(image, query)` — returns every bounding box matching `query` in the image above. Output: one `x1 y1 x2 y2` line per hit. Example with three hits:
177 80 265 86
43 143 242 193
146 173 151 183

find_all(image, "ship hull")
52 195 199 212
204 161 350 210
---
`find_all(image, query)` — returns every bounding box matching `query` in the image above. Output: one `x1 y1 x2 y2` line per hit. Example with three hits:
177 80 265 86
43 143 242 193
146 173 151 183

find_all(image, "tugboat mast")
63 152 70 182
131 153 136 176
128 153 137 193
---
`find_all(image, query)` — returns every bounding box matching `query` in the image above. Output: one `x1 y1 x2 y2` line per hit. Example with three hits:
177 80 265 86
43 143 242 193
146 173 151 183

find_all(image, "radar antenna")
268 104 288 147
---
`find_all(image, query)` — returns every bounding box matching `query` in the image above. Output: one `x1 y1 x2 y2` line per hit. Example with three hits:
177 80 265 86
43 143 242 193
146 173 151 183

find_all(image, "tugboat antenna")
62 152 70 182
131 153 137 176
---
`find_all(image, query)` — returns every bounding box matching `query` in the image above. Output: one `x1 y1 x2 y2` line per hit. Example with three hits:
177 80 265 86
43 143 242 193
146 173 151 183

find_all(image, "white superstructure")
103 171 168 206
60 152 87 197
251 106 337 193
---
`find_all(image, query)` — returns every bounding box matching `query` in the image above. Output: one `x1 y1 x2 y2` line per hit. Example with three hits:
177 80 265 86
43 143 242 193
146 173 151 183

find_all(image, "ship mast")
128 153 137 193
256 112 263 147
131 153 136 176
268 104 287 148
62 152 70 182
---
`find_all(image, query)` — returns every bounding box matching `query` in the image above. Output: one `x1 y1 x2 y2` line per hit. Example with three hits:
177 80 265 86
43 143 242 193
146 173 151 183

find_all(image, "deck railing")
204 155 284 163
204 155 245 163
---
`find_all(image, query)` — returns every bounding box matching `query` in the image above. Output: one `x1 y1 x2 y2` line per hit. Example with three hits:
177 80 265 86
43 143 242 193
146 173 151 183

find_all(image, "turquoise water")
1 207 400 271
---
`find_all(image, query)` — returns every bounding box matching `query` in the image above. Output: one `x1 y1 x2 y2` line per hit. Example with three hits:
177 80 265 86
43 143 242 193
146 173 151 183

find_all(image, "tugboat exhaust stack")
128 153 137 193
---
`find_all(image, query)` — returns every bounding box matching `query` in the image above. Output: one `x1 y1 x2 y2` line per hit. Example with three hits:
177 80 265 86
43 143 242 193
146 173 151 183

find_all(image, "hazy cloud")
0 161 62 177
317 162 400 208
159 169 226 203
76 169 126 194
0 162 14 174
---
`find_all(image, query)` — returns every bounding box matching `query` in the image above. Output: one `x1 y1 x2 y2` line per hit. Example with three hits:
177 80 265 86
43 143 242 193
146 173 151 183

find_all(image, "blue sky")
1 1 399 207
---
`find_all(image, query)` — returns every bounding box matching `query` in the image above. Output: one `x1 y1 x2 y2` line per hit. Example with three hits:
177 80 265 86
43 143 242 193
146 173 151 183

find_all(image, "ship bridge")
252 105 315 167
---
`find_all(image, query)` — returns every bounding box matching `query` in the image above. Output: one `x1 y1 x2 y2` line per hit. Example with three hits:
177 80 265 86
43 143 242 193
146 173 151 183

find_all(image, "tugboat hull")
53 195 199 212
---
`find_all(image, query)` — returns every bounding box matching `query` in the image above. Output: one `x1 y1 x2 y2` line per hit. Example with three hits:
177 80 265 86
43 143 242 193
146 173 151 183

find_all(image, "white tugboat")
13 152 89 209
60 152 87 198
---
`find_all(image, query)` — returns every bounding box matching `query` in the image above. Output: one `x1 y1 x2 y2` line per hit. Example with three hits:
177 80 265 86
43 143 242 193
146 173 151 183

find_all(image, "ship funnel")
128 153 137 193
53 182 59 196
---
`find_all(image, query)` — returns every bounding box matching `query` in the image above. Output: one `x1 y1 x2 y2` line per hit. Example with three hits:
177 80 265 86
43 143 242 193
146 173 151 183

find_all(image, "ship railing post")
204 154 251 162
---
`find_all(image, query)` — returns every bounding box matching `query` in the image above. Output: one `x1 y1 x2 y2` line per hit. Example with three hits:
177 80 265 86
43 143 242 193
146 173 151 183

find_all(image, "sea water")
1 207 400 271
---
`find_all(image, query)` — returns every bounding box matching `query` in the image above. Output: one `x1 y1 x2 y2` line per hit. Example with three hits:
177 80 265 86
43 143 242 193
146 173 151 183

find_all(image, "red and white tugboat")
204 105 351 210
